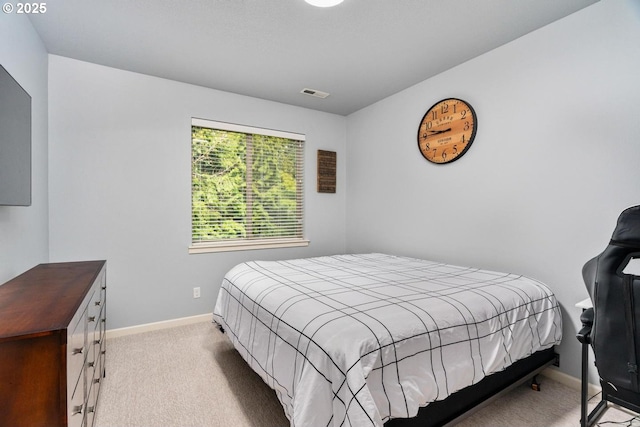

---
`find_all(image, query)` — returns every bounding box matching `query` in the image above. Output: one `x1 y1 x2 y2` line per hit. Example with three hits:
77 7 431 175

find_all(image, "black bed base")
385 347 558 427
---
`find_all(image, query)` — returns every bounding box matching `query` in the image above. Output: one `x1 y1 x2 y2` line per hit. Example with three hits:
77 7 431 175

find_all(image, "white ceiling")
28 0 598 116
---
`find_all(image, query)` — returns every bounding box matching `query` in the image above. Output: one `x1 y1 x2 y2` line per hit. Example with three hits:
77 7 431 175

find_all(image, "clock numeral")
452 145 458 155
440 103 449 114
424 142 430 150
441 150 447 161
431 111 437 120
460 110 467 119
461 134 465 143
464 121 470 131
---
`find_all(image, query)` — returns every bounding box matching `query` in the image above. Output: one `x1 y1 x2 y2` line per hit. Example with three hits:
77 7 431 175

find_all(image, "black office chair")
578 205 640 427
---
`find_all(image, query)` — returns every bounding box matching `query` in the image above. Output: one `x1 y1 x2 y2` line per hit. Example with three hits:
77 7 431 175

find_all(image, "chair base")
581 341 640 427
581 398 607 427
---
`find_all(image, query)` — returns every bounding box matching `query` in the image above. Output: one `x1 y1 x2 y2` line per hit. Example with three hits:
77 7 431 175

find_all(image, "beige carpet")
95 321 640 427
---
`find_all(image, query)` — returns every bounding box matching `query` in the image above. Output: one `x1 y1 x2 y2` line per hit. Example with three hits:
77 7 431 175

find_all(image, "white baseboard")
541 367 601 396
106 313 213 339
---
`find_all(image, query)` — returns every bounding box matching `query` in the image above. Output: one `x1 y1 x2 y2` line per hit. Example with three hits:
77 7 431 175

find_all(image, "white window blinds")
190 119 306 252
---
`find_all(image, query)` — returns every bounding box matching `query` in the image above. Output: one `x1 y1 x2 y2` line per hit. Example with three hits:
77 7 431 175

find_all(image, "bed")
213 253 563 426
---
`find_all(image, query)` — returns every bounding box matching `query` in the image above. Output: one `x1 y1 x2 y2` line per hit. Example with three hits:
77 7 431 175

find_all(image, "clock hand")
427 128 452 135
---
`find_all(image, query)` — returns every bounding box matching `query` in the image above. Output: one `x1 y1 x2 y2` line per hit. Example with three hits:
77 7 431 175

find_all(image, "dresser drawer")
97 328 106 380
68 379 85 427
85 378 99 427
88 290 101 330
67 307 87 400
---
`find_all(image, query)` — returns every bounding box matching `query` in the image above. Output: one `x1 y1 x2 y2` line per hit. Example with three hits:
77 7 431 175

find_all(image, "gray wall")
345 0 640 380
0 14 49 282
48 56 347 329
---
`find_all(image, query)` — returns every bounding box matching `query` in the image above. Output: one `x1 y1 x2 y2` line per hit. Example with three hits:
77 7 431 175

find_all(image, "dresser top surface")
0 261 106 341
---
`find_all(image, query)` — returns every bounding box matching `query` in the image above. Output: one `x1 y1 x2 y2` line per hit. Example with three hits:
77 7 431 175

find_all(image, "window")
189 118 307 253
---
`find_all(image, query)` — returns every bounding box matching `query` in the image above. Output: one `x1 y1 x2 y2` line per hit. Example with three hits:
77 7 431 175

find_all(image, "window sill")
189 238 310 254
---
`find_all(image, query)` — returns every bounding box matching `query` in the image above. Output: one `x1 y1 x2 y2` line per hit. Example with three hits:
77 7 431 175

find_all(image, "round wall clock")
417 98 477 164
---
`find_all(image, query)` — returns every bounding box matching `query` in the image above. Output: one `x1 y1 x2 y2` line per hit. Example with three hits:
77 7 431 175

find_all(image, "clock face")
417 98 477 164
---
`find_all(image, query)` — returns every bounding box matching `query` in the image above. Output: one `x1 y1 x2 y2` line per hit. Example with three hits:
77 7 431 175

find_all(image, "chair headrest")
610 205 640 249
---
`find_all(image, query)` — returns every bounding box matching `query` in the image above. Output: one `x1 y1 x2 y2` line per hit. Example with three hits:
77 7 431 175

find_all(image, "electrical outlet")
193 287 201 299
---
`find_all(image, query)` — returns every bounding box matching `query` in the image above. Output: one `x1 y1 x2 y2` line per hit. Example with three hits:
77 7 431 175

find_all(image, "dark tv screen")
0 64 31 206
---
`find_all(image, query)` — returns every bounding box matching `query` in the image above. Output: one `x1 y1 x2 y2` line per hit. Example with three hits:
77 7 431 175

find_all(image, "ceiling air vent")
301 88 330 99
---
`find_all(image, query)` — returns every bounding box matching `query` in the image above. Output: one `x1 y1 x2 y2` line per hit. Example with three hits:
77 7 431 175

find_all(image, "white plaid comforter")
213 253 563 426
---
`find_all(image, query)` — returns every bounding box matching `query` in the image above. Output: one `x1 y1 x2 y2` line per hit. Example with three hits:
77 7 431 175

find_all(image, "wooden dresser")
0 261 107 427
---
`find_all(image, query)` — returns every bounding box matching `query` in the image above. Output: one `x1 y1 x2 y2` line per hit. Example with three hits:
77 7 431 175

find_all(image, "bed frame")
384 347 558 427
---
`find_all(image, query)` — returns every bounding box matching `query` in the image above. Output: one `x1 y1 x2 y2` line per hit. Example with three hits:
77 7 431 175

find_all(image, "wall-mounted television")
0 64 31 206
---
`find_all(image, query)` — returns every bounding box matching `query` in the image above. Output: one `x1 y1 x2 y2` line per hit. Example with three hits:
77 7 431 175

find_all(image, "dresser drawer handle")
87 361 95 368
72 347 83 355
88 316 96 323
95 301 102 307
94 378 101 384
94 339 101 345
87 406 95 414
72 405 83 416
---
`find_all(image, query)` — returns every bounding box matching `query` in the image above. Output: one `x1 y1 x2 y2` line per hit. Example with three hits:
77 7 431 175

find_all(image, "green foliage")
191 126 301 243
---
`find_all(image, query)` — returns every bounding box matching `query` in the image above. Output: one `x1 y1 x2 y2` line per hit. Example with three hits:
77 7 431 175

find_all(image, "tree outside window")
190 119 305 253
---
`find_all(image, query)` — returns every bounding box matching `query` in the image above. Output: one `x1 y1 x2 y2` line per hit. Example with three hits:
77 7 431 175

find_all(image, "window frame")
189 118 308 254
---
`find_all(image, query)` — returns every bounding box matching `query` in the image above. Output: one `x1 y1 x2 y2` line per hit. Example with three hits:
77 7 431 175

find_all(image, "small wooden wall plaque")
317 150 336 193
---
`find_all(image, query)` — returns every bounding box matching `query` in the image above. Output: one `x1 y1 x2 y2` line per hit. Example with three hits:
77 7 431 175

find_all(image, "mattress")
213 253 563 426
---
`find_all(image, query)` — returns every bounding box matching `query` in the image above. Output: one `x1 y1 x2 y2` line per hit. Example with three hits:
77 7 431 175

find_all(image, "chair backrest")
584 205 640 393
